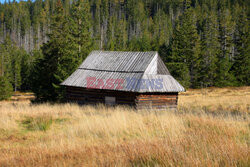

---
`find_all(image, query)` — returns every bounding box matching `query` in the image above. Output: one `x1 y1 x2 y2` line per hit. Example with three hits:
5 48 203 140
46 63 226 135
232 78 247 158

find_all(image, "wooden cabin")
61 51 185 110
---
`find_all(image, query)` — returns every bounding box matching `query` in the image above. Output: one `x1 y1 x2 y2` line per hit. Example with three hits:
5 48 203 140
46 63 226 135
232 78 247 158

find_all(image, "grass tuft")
21 116 53 131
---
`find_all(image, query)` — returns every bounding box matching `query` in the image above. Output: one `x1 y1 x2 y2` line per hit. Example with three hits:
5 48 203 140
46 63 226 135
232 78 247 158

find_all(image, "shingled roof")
61 51 185 92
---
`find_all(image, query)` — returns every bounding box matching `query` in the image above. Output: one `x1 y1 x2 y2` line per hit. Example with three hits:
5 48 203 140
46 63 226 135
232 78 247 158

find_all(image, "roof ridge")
78 68 144 73
92 50 157 54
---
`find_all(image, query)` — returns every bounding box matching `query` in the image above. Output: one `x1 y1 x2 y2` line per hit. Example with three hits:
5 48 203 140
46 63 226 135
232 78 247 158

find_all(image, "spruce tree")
69 0 93 61
114 15 127 51
11 49 22 92
105 16 115 50
20 50 33 91
0 76 13 100
0 37 13 100
215 0 236 87
0 37 13 82
31 0 77 102
170 0 201 88
0 36 23 91
231 9 250 85
199 9 220 87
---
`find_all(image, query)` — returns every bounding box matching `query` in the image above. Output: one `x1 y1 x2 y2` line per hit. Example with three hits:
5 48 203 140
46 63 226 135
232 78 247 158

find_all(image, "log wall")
65 86 178 110
65 86 137 106
136 93 178 110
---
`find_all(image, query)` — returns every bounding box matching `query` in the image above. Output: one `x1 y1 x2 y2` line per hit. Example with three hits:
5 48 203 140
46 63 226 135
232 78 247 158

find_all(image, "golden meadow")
0 87 249 166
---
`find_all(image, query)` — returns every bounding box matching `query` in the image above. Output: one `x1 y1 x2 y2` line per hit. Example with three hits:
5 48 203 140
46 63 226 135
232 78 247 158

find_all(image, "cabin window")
105 96 116 105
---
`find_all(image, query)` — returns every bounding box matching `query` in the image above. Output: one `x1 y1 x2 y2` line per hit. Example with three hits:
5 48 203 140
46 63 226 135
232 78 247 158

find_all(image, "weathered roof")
61 50 185 92
79 51 156 72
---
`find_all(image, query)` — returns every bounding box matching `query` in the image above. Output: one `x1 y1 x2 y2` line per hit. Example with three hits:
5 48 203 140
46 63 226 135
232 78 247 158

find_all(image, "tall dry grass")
179 86 250 114
0 87 249 166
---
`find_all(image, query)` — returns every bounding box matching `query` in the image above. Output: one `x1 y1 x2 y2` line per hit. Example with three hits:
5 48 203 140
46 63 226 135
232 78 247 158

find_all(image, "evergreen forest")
0 0 249 101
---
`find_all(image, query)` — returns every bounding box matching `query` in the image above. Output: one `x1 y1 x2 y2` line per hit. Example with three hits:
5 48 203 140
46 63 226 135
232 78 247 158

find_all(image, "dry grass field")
0 87 249 166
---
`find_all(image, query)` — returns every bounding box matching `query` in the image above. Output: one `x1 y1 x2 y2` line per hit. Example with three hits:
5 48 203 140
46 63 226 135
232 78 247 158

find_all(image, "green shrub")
0 76 13 100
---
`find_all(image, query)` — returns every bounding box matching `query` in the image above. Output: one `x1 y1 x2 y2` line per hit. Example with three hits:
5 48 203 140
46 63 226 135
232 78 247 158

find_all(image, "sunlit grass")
0 87 249 166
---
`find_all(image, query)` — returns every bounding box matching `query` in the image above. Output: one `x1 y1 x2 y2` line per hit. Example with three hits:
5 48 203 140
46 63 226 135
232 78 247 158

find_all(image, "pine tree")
114 15 127 50
11 49 22 92
31 0 77 102
0 37 12 79
0 36 23 91
199 8 219 87
170 0 201 88
0 76 13 100
93 0 102 49
105 16 115 50
0 37 13 100
20 49 34 91
152 10 172 50
215 1 236 87
69 0 93 61
231 9 250 85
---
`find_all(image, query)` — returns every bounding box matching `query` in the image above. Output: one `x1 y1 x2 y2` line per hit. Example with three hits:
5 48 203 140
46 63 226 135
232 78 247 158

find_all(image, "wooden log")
65 86 179 110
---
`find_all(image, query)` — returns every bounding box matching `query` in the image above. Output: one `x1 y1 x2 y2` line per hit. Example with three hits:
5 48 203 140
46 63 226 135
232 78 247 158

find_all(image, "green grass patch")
54 118 68 124
21 116 53 131
20 116 68 132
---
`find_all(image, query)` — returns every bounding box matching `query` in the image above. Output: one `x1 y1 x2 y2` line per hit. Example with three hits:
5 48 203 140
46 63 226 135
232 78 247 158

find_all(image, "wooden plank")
137 94 177 98
137 101 176 105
